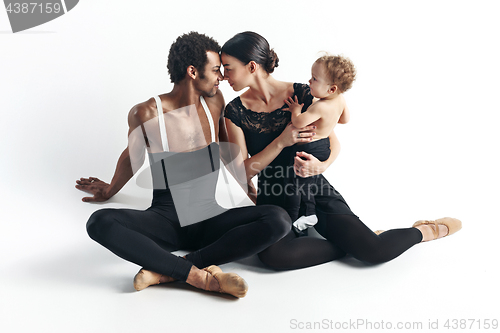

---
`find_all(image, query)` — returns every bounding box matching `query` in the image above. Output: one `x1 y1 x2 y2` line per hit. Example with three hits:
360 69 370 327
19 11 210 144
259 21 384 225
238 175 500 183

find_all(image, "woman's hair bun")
266 49 279 73
222 31 279 74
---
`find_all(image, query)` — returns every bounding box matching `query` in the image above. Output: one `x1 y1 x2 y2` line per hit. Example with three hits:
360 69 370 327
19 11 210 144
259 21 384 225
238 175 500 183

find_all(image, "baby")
284 54 356 235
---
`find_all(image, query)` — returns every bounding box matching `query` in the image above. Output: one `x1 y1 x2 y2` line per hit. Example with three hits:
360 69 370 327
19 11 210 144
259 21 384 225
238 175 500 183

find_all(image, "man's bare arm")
76 104 147 202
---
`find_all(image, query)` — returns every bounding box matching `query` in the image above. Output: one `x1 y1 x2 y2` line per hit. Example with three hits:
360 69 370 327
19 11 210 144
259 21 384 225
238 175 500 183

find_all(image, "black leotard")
225 84 353 218
225 83 422 269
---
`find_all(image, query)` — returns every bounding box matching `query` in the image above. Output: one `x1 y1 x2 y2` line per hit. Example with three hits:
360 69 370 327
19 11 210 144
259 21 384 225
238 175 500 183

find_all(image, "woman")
222 31 461 270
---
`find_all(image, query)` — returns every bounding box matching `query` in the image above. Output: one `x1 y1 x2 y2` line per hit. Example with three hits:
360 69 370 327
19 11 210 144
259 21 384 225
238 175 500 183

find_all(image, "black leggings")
86 204 291 281
258 213 423 270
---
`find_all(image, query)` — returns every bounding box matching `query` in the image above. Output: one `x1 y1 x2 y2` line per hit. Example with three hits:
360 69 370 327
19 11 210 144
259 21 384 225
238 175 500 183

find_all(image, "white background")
1 1 499 332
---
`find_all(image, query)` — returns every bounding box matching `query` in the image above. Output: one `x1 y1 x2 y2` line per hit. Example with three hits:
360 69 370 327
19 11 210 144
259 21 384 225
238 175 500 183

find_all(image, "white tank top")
147 96 228 227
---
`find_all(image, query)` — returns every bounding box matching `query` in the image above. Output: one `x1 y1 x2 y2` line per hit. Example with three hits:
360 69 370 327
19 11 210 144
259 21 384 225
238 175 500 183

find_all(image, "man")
76 32 291 298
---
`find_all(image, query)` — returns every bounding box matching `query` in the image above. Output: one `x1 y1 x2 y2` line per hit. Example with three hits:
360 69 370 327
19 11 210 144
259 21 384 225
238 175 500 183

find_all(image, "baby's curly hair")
167 32 221 84
316 54 356 93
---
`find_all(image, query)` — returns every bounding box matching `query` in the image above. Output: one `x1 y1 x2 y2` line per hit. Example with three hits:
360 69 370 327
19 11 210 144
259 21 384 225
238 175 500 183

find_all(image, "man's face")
196 51 223 97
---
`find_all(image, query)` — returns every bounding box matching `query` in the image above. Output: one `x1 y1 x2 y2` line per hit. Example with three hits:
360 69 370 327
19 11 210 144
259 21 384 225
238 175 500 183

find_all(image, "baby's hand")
283 96 304 114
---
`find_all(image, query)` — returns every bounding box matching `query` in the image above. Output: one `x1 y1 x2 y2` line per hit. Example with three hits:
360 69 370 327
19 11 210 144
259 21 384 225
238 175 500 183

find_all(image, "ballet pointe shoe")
203 265 249 298
133 268 162 291
412 217 462 241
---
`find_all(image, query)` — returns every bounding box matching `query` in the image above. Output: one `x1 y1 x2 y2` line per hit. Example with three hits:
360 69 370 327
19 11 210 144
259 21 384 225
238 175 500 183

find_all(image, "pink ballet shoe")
133 268 162 291
412 217 462 241
202 265 248 298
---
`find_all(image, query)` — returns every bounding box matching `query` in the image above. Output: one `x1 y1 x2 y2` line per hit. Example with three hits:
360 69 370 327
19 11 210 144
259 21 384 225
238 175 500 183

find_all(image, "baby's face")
308 62 333 99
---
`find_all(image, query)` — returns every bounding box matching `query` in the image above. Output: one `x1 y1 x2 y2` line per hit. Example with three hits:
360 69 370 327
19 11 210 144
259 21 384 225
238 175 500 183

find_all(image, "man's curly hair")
167 32 221 84
316 54 356 93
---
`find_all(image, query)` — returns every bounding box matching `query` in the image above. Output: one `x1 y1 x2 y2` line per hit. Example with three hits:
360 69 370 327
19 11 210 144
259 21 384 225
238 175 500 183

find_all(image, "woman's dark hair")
167 31 221 84
221 31 279 73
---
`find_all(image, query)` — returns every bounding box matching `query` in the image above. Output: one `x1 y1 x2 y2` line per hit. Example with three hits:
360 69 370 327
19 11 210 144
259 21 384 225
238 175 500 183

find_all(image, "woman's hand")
293 151 327 177
277 123 316 148
75 177 112 202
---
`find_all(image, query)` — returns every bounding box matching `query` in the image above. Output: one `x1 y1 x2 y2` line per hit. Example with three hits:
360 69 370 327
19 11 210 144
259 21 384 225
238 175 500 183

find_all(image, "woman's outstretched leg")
315 213 422 264
257 231 346 270
315 213 461 264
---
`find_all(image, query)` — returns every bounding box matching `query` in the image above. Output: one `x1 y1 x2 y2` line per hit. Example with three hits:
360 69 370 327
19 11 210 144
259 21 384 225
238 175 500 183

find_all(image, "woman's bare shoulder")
282 81 295 94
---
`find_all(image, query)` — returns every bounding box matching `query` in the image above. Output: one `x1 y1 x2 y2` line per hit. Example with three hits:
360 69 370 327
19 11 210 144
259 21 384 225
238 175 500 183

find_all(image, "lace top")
224 83 313 158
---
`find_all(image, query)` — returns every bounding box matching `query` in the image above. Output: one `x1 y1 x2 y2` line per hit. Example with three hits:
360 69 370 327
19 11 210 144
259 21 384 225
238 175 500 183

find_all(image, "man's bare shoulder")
127 97 157 128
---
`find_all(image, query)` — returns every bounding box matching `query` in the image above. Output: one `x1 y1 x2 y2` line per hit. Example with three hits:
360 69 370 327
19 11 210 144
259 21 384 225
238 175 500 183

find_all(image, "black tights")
86 204 291 281
258 213 423 270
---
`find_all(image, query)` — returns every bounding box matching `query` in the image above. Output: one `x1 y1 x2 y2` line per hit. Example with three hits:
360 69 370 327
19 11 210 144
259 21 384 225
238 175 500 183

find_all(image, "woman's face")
221 53 251 91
